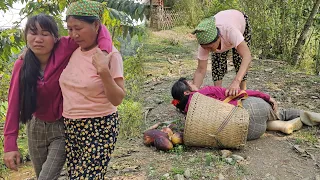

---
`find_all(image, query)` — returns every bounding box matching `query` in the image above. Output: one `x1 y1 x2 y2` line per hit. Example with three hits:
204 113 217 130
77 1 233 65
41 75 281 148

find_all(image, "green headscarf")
192 16 218 45
66 0 105 20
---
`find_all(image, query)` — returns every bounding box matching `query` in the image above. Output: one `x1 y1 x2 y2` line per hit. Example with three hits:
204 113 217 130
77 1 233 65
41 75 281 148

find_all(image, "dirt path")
135 58 320 180
5 28 320 180
120 28 320 179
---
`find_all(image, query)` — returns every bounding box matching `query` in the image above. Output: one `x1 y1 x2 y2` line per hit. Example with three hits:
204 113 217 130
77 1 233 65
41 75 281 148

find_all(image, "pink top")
197 9 246 60
59 46 123 119
185 86 271 112
4 25 112 152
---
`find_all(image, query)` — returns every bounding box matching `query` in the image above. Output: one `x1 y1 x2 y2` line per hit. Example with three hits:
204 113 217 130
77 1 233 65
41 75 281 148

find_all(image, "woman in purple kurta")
171 78 309 140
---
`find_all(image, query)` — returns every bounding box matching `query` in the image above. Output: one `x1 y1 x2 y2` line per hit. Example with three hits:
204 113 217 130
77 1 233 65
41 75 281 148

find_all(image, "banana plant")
17 0 146 35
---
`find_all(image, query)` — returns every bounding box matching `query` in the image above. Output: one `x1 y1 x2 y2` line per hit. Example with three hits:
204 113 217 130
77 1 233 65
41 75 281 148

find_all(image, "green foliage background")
173 0 320 73
118 36 146 139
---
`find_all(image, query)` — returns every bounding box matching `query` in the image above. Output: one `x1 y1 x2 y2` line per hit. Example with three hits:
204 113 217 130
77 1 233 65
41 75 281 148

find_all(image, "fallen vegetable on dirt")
143 123 184 151
143 129 168 146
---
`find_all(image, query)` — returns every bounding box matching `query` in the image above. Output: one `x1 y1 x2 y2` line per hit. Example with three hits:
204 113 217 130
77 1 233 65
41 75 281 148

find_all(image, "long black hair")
171 77 192 113
19 14 59 123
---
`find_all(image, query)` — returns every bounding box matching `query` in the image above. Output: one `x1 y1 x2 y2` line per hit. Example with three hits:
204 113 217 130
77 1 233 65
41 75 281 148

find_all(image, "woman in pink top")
59 0 125 179
192 9 252 96
171 78 320 140
3 14 112 179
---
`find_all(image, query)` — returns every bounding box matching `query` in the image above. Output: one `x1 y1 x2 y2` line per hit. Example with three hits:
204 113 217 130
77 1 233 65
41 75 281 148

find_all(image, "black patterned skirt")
63 112 119 179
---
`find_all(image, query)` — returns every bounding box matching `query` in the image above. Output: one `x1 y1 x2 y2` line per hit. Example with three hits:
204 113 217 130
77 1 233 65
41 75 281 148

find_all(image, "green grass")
143 41 191 61
147 165 156 177
236 164 249 176
188 156 202 164
279 64 304 74
119 47 145 139
118 99 143 138
293 127 319 145
294 138 303 144
0 139 8 178
141 27 198 84
169 145 186 155
0 101 8 122
142 28 195 63
212 154 228 169
171 167 184 175
205 153 213 166
0 126 30 178
298 56 317 75
162 93 173 104
284 80 302 86
157 149 246 180
171 26 194 35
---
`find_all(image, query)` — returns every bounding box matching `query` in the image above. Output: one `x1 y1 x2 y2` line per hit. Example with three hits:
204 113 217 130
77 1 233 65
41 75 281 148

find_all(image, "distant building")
141 0 180 30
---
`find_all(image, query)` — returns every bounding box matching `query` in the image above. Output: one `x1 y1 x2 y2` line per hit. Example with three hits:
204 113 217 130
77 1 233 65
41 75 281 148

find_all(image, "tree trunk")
291 0 320 66
279 0 286 57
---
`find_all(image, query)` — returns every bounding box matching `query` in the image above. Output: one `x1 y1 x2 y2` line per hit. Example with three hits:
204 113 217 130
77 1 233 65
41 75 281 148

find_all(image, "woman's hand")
92 48 117 73
225 80 241 96
269 97 278 112
3 151 21 171
187 80 199 91
93 48 125 106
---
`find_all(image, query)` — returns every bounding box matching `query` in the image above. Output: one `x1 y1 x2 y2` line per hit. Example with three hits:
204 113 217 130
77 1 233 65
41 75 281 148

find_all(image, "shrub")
118 36 146 139
118 99 143 138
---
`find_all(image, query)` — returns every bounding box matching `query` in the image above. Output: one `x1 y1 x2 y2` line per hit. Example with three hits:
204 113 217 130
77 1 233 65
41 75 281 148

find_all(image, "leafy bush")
173 0 320 73
0 145 7 179
118 99 143 138
122 45 145 100
117 35 146 138
118 52 144 138
0 101 8 123
173 0 239 28
0 102 8 178
0 61 14 103
119 28 146 57
0 29 24 69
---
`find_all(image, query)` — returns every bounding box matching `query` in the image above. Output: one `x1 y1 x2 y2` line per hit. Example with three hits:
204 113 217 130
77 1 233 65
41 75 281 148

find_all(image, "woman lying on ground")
171 77 320 140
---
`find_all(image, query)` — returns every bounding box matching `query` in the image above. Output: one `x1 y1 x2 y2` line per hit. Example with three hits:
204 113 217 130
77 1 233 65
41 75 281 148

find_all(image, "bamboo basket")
184 92 250 149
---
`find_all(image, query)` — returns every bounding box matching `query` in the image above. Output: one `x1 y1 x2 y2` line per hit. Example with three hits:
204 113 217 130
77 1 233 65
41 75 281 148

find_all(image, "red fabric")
4 24 112 152
185 86 271 112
